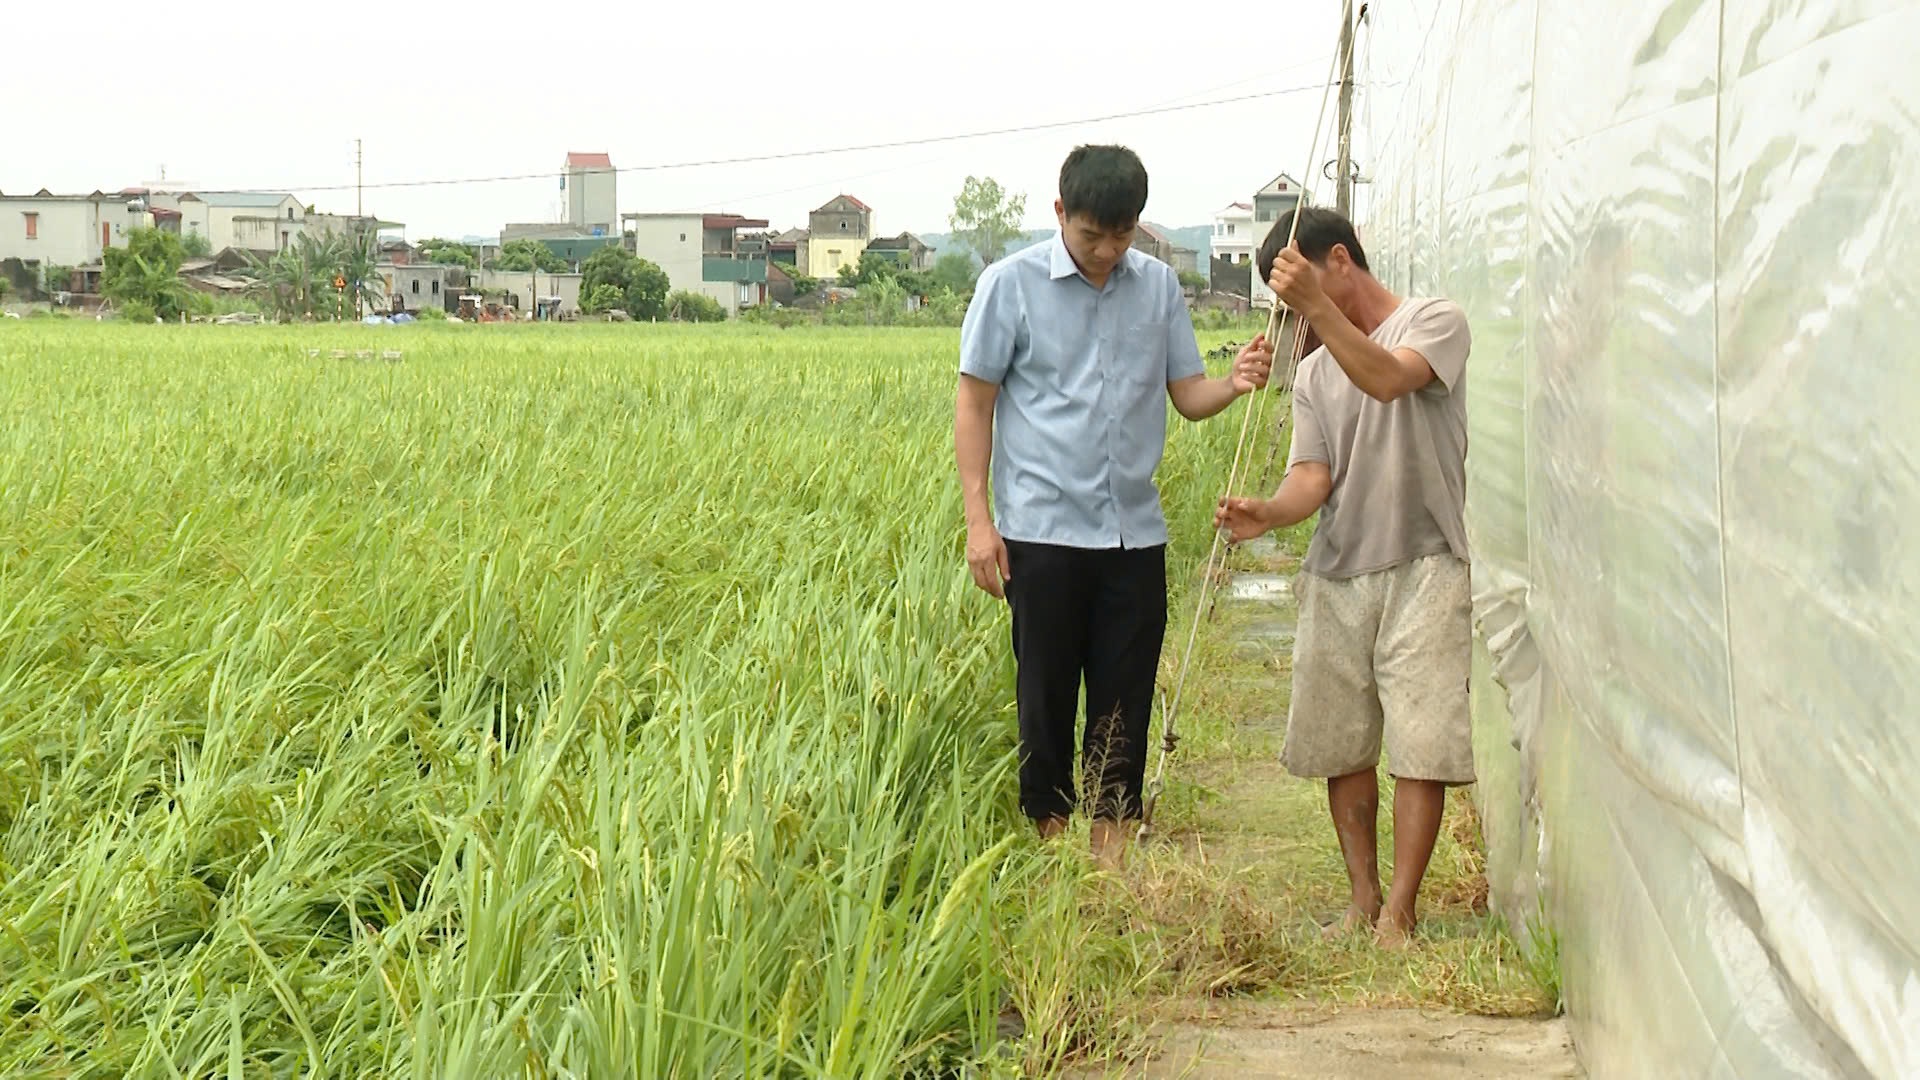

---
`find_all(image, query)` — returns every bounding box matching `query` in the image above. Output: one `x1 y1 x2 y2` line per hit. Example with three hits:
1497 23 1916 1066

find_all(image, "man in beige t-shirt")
1216 207 1471 948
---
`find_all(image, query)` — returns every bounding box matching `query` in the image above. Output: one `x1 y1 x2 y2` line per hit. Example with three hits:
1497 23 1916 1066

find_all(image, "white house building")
624 211 770 316
1212 202 1254 269
563 152 618 238
0 190 152 285
147 191 306 255
1249 174 1308 305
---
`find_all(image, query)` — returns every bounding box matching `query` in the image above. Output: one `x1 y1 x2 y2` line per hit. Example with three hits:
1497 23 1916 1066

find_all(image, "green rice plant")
0 321 1265 1076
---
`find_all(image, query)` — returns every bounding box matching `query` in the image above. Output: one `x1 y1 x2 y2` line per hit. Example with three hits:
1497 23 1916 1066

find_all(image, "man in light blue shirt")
955 144 1273 867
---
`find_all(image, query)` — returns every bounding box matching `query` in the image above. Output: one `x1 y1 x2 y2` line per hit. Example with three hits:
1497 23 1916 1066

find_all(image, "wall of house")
374 264 451 313
806 235 867 280
627 215 704 298
203 198 302 253
472 267 583 317
0 199 124 269
567 169 617 235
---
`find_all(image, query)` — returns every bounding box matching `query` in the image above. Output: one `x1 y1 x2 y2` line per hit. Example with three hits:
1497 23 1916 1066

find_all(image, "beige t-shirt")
1286 297 1471 579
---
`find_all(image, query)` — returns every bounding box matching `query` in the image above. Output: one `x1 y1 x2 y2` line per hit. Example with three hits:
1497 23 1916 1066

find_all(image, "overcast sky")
6 0 1358 241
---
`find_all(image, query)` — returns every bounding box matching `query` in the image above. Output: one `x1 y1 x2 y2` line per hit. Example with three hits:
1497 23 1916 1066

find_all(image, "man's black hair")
1058 145 1149 230
1256 205 1370 281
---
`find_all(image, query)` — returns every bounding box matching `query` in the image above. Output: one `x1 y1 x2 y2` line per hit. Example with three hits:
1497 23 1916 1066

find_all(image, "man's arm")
1307 303 1435 403
1268 248 1446 403
1167 280 1271 419
1216 461 1332 539
956 272 1016 597
1167 373 1243 421
1264 462 1333 527
955 375 998 531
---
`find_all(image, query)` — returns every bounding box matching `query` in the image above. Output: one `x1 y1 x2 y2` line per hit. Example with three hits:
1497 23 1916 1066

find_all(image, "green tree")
578 245 670 320
931 252 977 294
181 230 213 258
667 290 726 323
416 238 477 268
242 230 383 321
582 283 625 315
42 264 75 297
1178 269 1208 292
103 228 191 321
948 176 1027 268
329 229 384 317
0 278 10 302
492 238 567 272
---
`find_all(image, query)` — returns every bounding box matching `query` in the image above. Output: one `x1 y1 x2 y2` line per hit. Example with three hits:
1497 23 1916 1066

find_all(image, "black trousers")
1004 539 1168 822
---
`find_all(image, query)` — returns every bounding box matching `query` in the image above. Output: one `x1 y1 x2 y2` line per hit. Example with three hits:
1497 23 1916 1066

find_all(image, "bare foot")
1321 903 1381 941
1374 908 1417 950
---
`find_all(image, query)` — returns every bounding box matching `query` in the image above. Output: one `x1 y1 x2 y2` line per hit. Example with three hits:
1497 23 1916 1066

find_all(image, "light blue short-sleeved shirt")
959 233 1206 550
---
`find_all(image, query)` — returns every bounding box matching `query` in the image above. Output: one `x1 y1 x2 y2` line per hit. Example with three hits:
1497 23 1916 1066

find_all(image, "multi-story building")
1212 201 1254 268
148 190 307 254
806 195 871 279
1250 174 1308 305
623 211 771 316
563 152 617 237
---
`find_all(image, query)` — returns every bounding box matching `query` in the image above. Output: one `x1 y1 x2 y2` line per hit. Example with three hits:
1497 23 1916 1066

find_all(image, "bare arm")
1167 374 1243 421
1305 300 1435 403
1269 248 1434 403
955 374 1011 597
1167 335 1273 421
1263 461 1333 528
1216 461 1333 540
955 375 998 529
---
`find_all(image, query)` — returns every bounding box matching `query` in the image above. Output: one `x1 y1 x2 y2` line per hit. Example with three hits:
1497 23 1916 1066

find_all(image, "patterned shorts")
1283 555 1474 784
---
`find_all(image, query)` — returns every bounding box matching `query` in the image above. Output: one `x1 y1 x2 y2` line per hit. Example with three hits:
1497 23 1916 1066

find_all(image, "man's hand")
1268 247 1330 317
966 520 1012 598
1214 496 1274 543
1231 335 1273 395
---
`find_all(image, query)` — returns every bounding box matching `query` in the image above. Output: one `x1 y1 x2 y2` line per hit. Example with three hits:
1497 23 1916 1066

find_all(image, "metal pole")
1335 0 1356 217
356 138 365 320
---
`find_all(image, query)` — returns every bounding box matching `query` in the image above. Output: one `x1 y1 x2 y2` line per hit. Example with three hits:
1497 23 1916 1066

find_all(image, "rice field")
0 322 1251 1077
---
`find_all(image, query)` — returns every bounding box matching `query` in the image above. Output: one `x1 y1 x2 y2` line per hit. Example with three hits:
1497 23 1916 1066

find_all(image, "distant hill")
919 224 1213 268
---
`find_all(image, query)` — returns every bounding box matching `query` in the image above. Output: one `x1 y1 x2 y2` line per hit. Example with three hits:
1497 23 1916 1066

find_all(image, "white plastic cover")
1360 0 1920 1075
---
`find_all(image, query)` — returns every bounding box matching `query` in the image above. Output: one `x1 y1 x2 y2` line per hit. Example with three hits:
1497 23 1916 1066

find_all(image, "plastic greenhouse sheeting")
1357 0 1920 1075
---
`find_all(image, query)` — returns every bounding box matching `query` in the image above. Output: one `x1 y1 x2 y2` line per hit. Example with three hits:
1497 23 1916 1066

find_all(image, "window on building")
432 280 440 295
680 233 686 242
1228 223 1236 235
411 279 420 295
23 212 37 239
287 207 295 221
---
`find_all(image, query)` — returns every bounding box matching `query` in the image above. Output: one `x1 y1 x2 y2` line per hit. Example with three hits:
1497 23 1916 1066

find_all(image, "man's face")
1055 204 1135 279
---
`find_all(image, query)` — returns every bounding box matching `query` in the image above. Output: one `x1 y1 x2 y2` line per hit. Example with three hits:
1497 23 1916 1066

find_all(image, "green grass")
0 320 1540 1077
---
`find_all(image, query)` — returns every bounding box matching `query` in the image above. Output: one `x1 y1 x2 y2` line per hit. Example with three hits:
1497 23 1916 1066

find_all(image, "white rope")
1139 30 1351 840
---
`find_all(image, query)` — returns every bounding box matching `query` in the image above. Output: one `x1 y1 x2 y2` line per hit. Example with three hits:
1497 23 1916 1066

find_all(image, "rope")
1138 31 1351 841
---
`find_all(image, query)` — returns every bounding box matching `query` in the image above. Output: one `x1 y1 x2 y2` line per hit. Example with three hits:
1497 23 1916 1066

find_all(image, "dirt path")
1080 532 1582 1078
1142 1004 1579 1079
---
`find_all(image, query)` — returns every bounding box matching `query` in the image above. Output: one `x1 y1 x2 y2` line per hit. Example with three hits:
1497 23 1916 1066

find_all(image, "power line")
230 83 1339 197
674 64 1345 216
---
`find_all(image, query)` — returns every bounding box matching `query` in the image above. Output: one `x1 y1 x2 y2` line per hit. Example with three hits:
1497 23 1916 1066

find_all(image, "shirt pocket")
1125 319 1171 386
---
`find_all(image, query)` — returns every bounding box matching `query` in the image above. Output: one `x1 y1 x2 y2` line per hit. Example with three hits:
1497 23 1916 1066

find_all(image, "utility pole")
355 138 365 321
1334 0 1356 217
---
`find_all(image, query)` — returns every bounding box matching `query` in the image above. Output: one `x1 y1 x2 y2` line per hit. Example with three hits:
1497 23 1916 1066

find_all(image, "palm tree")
325 229 384 318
